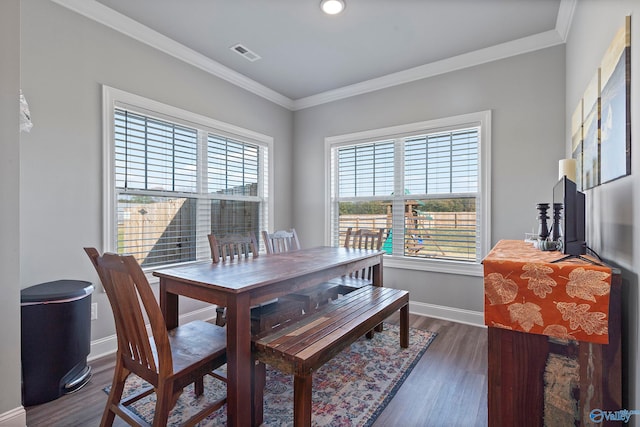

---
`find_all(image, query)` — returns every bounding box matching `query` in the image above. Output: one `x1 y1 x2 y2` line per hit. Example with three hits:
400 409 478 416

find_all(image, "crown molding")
555 0 577 42
50 0 295 110
292 29 564 110
50 0 572 112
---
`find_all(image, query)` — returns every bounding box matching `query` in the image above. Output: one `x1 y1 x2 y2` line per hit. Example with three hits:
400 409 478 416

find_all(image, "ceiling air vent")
230 43 261 62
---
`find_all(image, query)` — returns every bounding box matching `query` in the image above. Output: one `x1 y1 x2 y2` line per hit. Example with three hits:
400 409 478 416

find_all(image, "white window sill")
383 255 483 277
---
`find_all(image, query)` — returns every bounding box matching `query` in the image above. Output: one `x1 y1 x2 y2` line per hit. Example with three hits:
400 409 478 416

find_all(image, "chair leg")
293 373 313 427
100 361 129 427
194 376 205 396
215 307 226 326
152 382 173 427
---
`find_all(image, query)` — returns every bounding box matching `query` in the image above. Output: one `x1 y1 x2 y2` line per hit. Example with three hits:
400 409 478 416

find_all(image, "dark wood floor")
25 314 488 427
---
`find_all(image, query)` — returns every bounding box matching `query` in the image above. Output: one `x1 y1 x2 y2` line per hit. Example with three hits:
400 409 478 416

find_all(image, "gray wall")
293 46 566 315
566 1 640 420
18 0 293 362
0 0 23 419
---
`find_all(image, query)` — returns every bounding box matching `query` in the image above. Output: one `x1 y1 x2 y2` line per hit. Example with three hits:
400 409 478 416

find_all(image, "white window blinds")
338 141 394 197
329 115 488 269
404 129 478 195
109 103 270 268
115 110 198 193
207 135 259 196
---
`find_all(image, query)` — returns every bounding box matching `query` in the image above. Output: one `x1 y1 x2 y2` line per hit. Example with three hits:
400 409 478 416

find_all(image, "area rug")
104 324 437 426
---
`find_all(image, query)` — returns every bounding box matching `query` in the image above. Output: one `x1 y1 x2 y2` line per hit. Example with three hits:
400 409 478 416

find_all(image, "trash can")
21 280 94 406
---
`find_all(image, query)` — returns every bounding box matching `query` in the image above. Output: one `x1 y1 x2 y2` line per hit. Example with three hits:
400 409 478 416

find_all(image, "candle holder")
536 203 550 240
551 203 563 242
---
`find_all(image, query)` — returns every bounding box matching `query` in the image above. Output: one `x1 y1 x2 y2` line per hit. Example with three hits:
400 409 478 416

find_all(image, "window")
327 111 491 276
103 86 272 269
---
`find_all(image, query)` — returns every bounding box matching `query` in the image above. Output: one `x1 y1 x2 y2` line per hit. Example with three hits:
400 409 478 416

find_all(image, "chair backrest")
342 228 385 282
84 248 173 381
208 232 259 263
344 227 385 250
262 229 301 254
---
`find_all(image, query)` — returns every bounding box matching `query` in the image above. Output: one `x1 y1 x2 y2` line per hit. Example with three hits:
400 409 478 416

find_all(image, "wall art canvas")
581 71 600 190
571 100 583 190
599 16 631 184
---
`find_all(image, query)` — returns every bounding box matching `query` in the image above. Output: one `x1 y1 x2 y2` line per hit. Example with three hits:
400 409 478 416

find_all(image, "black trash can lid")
21 280 94 305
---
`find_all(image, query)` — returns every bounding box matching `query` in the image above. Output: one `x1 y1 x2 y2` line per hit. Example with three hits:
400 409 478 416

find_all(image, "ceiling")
54 0 571 110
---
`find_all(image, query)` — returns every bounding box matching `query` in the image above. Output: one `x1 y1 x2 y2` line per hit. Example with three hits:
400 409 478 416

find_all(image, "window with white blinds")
328 111 490 272
104 86 272 269
338 141 394 197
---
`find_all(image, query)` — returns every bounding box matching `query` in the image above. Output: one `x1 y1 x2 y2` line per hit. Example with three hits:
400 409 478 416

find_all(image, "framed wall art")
599 15 631 184
581 71 600 190
571 99 583 190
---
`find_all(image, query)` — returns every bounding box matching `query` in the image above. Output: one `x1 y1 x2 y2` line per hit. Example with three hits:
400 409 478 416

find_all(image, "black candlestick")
537 203 550 240
551 203 562 241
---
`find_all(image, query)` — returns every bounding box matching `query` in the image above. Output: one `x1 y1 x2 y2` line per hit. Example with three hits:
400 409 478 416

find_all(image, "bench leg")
252 360 266 427
293 373 313 427
400 304 409 348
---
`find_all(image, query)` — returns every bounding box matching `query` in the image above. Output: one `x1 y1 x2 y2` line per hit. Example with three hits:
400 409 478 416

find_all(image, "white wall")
293 46 566 316
19 0 294 348
0 0 24 423
566 0 639 421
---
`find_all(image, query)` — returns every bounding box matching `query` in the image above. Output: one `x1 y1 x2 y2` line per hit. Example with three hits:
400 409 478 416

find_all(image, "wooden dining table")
153 246 384 427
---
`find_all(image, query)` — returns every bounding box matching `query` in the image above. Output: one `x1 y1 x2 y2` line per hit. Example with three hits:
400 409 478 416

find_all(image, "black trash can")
21 280 94 406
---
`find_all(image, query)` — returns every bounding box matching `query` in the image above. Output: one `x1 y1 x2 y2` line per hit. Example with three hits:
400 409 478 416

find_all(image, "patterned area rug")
105 324 437 426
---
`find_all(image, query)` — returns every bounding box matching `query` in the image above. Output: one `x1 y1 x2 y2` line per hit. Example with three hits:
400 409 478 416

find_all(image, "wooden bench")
252 285 409 427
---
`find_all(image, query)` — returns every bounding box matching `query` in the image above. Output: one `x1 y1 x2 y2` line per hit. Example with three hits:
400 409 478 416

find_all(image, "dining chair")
84 248 227 427
208 232 259 327
262 228 301 254
333 227 386 292
208 232 304 333
208 232 259 264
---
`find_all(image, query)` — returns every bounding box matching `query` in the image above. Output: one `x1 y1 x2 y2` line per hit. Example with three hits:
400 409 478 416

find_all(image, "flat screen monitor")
552 176 586 257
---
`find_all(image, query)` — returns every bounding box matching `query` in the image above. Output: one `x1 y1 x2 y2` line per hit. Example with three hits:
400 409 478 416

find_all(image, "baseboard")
409 300 485 327
0 406 26 426
88 305 219 361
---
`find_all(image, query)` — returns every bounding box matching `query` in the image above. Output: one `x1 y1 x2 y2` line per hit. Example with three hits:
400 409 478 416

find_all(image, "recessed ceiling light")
320 0 345 15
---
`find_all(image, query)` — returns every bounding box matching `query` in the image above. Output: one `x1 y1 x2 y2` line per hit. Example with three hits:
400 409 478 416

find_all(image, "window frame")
325 111 491 277
102 85 274 270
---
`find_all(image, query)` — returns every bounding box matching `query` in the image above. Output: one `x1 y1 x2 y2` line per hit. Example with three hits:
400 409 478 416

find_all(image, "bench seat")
252 285 409 426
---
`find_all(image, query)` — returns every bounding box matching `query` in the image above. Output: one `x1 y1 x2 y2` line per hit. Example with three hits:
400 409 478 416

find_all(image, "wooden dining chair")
208 232 259 327
208 232 259 264
336 227 386 291
84 248 227 427
262 228 301 254
208 232 304 333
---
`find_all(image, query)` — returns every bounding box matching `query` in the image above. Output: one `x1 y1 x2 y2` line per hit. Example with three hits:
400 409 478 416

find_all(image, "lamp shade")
558 158 577 182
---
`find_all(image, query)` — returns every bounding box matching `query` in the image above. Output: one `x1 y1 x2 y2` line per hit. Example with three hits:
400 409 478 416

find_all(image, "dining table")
153 245 384 427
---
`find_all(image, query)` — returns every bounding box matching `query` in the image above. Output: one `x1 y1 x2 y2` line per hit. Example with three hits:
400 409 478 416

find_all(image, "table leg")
400 304 409 348
252 360 265 426
373 257 384 332
159 280 178 329
225 293 253 427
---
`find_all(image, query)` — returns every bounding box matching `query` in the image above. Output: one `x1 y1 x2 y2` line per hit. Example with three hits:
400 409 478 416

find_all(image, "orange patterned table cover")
483 240 612 344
